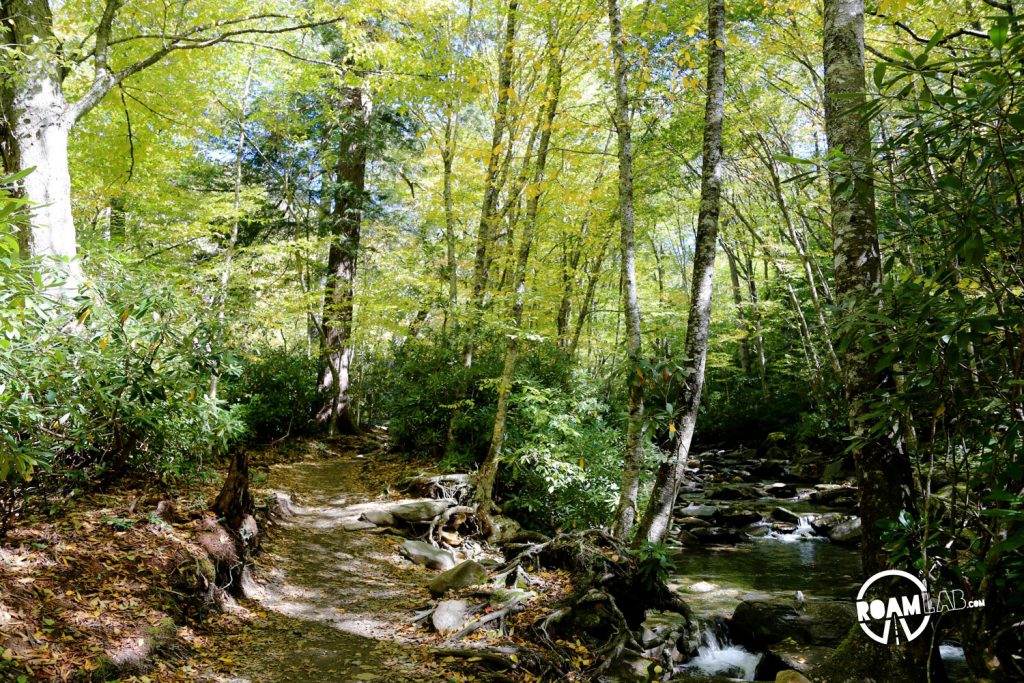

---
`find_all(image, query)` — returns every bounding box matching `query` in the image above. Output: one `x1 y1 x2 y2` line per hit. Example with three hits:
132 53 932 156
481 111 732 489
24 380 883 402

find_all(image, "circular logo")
855 569 930 644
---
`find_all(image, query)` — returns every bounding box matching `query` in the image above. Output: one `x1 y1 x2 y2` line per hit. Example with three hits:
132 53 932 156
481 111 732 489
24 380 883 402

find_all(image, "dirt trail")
225 444 455 683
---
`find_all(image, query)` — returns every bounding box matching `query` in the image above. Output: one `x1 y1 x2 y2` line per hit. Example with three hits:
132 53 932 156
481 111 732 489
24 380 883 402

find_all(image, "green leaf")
873 62 886 90
990 18 1009 50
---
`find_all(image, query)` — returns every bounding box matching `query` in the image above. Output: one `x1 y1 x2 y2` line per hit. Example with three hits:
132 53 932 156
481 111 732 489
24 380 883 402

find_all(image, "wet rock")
767 643 831 674
432 599 469 634
827 517 862 545
678 516 712 528
776 672 812 683
810 486 858 508
730 598 856 649
764 482 797 498
730 598 806 648
802 601 856 644
428 560 489 596
809 512 847 537
744 524 770 538
771 507 802 525
400 540 455 570
719 509 762 527
391 499 453 523
677 530 701 546
709 484 760 501
678 504 720 520
685 581 719 594
750 459 787 479
772 522 798 534
691 527 742 544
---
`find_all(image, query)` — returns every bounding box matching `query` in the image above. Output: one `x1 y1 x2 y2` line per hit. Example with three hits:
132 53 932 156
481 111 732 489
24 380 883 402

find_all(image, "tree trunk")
608 0 646 540
445 0 518 449
823 0 916 579
634 0 725 546
723 243 751 374
316 86 370 436
820 0 931 677
474 55 562 518
2 0 80 295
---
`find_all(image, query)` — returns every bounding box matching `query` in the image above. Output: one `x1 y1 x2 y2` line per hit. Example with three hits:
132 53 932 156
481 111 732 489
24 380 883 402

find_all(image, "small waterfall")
682 624 762 681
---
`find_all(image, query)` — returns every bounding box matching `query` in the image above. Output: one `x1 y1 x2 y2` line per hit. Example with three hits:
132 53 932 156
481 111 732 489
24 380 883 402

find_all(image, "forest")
1 0 1022 681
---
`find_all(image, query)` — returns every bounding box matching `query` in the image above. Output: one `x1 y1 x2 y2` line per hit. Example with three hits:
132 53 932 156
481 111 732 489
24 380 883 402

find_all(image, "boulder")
730 598 808 648
709 485 760 501
677 516 712 528
685 581 719 594
718 509 763 527
391 499 453 523
677 530 700 546
432 599 469 634
677 504 720 520
771 507 802 525
343 520 377 532
810 486 858 508
691 527 742 544
802 601 856 645
360 506 396 527
809 512 847 537
777 672 812 683
730 598 856 649
399 540 455 570
428 560 489 596
828 517 862 545
764 482 797 498
750 459 787 479
745 524 770 538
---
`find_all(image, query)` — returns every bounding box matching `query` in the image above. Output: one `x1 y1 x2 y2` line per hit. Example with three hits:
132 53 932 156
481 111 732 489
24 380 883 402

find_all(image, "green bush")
224 347 319 442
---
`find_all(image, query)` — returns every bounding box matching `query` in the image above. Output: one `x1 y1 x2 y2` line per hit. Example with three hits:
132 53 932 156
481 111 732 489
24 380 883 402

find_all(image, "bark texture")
608 0 646 539
634 0 725 546
820 1 931 678
316 86 370 435
822 0 916 578
2 0 81 293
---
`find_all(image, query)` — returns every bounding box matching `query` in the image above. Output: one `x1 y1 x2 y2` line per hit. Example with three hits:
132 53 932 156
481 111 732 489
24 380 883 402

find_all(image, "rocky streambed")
634 446 970 682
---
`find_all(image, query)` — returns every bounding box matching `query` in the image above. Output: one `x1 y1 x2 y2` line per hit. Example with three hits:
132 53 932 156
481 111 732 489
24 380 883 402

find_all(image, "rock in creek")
399 540 456 571
810 486 858 508
763 482 798 498
729 597 856 649
428 560 489 596
827 517 862 545
432 599 469 634
677 504 720 520
708 484 760 501
771 507 803 525
718 509 763 527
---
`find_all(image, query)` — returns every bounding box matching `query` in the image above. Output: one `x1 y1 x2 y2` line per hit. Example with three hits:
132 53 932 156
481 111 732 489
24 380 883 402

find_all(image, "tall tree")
822 0 917 579
816 1 933 678
608 0 646 539
0 0 334 296
474 50 562 518
316 86 371 435
634 0 725 545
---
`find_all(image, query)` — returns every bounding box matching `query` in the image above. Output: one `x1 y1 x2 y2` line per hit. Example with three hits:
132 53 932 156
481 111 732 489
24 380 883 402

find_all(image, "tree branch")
67 14 345 125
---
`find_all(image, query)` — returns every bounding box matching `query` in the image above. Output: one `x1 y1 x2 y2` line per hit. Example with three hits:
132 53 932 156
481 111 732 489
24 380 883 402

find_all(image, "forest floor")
0 435 576 682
